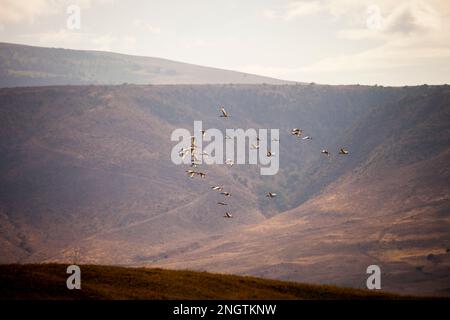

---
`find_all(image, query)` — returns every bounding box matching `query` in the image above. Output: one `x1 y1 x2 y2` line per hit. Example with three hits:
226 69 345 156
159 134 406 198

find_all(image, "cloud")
284 1 322 20
132 19 161 34
252 0 450 85
261 0 361 21
241 64 295 79
299 26 450 85
182 38 208 49
0 0 115 25
242 37 450 85
336 1 444 41
384 2 440 34
261 1 323 21
17 28 91 49
262 9 278 20
90 34 117 51
263 0 447 27
0 0 57 24
297 1 449 78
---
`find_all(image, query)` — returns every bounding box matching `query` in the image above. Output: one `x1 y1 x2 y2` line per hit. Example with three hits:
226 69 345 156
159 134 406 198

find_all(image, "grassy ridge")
0 264 409 300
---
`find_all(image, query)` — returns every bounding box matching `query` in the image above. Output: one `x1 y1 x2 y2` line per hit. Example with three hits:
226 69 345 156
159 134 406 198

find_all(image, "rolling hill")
0 83 449 296
0 264 407 299
0 42 291 88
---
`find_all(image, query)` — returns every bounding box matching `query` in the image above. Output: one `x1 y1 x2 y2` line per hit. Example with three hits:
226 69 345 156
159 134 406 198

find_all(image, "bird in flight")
291 128 303 137
223 212 233 218
339 148 349 155
219 107 228 118
266 192 277 198
179 148 189 159
186 169 196 178
225 159 234 166
198 172 206 178
186 170 206 178
190 161 201 168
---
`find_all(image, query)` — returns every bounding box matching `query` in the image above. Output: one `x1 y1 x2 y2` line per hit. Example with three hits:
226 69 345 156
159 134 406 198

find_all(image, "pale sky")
1 0 450 85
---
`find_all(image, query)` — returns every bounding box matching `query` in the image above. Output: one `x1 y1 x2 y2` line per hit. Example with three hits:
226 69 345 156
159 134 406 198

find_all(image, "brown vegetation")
0 264 407 300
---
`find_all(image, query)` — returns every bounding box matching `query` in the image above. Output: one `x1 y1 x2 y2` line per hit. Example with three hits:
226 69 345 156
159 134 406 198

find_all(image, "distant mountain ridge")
0 42 292 87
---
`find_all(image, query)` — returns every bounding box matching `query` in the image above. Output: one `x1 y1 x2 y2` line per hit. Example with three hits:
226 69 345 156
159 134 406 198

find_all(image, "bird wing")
221 108 227 117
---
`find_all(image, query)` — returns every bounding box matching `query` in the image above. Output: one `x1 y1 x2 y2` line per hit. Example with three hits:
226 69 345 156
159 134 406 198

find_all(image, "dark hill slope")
0 84 449 296
0 264 407 300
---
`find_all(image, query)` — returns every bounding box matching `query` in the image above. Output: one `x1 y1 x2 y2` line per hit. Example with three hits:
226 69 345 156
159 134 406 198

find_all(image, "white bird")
266 192 277 198
225 159 234 166
321 149 330 156
217 202 228 206
186 169 196 178
291 128 303 137
190 136 197 148
186 170 205 178
225 134 233 139
197 172 206 178
251 143 259 150
219 107 228 118
339 148 349 155
302 136 312 140
211 186 223 191
224 212 233 218
179 148 189 159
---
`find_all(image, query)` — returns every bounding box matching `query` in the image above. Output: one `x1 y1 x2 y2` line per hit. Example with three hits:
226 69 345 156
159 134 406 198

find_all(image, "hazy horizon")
1 0 450 86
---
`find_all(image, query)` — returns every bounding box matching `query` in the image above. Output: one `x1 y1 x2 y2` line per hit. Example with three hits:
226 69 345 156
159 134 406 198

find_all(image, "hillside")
153 84 450 296
0 43 291 88
0 84 449 296
0 264 406 300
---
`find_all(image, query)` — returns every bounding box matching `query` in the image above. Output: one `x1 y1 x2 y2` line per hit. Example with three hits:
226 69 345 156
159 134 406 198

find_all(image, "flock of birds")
181 106 349 219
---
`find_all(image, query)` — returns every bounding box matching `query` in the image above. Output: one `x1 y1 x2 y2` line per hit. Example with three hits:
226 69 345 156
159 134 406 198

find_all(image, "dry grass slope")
0 264 409 300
